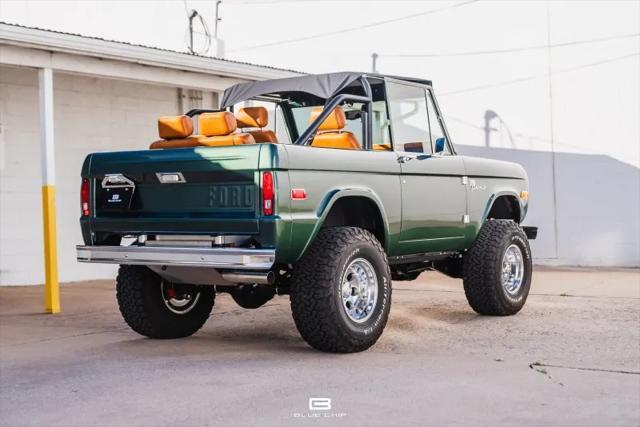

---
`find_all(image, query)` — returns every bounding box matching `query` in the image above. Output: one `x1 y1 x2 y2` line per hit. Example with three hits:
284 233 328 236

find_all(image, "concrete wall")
0 66 218 285
458 145 640 267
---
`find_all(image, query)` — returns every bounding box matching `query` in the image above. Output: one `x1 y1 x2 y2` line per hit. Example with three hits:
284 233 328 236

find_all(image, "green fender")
296 187 391 260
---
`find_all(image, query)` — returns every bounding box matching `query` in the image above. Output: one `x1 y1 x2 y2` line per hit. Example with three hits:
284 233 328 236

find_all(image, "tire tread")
116 265 214 339
463 219 531 316
290 227 391 353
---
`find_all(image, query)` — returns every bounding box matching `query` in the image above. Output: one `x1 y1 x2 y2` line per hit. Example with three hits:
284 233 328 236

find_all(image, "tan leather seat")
373 143 392 151
309 106 360 150
197 112 255 145
150 112 255 149
235 107 278 143
157 115 194 140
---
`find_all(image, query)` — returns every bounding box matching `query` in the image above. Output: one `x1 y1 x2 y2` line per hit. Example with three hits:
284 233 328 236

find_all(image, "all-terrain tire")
290 227 392 353
116 265 215 338
463 219 532 315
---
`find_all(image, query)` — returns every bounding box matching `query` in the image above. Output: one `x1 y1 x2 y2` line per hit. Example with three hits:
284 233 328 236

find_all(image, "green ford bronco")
77 72 537 353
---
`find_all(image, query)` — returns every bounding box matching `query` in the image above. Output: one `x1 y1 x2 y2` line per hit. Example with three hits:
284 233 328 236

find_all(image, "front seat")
235 107 278 143
309 106 360 150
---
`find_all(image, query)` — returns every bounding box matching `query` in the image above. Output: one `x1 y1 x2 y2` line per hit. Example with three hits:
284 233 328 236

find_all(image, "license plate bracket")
97 174 135 211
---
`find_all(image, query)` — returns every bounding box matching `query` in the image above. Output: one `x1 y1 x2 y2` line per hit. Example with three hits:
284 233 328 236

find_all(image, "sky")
1 0 639 166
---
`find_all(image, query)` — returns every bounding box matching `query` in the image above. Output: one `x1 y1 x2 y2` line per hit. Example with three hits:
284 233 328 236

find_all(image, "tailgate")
84 145 265 235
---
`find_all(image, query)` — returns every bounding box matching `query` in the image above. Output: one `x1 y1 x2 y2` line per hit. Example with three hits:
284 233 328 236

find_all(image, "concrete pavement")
1 268 639 426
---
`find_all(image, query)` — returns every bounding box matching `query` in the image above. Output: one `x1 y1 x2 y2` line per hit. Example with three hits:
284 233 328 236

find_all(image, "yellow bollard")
39 67 60 313
42 185 60 313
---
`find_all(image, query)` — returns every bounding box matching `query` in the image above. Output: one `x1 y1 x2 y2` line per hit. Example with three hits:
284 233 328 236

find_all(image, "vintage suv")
77 72 537 353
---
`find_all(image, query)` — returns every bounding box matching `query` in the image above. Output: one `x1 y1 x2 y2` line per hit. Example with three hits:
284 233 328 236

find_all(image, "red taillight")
262 171 274 216
80 178 90 216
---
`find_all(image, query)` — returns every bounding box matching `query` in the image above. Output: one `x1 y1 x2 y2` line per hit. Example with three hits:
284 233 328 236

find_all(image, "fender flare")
299 187 391 258
481 190 523 224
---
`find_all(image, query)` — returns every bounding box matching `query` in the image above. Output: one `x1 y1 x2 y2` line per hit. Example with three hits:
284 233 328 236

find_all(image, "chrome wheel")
161 281 200 315
341 258 378 323
501 244 524 296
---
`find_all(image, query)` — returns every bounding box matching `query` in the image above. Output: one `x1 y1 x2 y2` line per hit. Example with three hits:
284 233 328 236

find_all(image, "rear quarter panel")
274 144 401 264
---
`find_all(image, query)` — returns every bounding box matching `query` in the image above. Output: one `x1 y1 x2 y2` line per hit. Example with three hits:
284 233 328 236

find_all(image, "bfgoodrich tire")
463 219 532 315
116 265 215 339
290 227 392 353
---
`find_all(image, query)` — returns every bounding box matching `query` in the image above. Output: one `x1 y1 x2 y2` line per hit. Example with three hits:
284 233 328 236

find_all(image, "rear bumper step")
76 245 275 270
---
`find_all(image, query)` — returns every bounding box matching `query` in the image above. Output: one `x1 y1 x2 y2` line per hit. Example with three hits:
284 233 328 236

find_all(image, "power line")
229 0 455 3
438 52 639 96
228 0 479 52
445 115 602 154
380 33 640 58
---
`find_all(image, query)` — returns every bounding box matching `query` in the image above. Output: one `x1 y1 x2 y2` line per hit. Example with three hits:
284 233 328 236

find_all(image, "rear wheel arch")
298 191 390 260
320 194 388 249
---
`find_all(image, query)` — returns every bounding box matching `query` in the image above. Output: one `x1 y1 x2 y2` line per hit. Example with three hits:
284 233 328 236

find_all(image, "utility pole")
188 9 198 54
214 0 222 39
483 110 498 147
546 2 560 259
371 53 378 73
212 1 225 58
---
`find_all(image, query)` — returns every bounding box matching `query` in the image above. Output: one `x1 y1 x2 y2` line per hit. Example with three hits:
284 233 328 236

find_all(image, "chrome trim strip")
76 245 275 270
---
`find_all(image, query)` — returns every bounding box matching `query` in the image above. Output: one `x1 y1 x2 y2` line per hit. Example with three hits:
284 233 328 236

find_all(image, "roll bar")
185 76 376 150
184 109 220 117
296 76 374 150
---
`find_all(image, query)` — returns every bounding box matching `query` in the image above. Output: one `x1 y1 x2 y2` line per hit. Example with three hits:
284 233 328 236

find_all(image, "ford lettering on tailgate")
209 184 255 210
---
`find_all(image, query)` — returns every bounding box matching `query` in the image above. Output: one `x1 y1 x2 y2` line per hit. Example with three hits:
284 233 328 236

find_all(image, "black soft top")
220 72 432 108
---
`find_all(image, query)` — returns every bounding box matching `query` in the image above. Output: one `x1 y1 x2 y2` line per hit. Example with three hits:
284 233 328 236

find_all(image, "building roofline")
0 22 302 81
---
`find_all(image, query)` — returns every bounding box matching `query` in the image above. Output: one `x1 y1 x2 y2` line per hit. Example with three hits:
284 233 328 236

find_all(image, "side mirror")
435 137 446 154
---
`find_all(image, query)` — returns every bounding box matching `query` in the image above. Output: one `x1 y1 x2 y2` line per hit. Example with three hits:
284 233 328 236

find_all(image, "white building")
0 23 298 285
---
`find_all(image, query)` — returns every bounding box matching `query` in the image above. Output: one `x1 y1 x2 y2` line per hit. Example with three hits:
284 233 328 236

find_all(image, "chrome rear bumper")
76 245 275 270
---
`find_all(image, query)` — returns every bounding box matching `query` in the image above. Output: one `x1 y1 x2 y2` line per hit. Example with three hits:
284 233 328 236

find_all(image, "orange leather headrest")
236 107 268 128
158 115 193 139
309 106 346 131
199 112 237 136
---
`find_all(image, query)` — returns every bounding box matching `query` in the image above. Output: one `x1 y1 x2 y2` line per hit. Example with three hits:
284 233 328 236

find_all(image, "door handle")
398 155 414 164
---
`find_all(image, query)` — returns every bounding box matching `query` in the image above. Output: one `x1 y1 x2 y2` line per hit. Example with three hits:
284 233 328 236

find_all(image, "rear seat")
196 112 255 146
150 112 255 149
235 107 278 143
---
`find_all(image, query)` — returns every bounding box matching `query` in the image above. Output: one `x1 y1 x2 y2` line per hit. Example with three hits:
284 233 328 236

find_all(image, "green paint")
80 143 529 265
